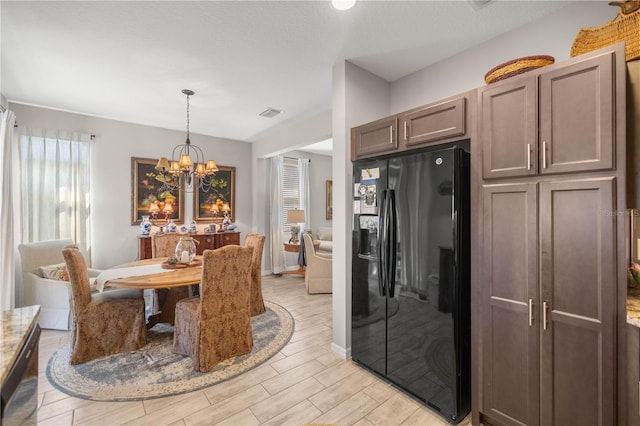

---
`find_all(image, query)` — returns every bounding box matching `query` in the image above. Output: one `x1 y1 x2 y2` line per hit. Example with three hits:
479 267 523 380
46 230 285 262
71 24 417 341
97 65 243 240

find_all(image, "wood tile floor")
36 275 472 425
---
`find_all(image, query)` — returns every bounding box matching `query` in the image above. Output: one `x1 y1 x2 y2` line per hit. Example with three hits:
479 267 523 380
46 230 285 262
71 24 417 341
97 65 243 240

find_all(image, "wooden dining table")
108 256 203 290
106 257 204 328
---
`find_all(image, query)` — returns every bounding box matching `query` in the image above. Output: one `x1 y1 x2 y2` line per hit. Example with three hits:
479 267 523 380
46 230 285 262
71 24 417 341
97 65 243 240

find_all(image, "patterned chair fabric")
63 246 146 364
151 233 183 258
172 245 254 372
150 233 190 324
244 233 266 316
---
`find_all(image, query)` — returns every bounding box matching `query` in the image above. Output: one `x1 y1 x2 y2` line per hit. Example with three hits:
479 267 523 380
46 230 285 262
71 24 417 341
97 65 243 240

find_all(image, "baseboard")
331 342 351 359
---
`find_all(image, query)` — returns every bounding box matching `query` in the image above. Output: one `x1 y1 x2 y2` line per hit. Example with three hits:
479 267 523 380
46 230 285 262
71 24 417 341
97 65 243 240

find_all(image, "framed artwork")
326 180 333 220
131 157 184 225
194 165 236 223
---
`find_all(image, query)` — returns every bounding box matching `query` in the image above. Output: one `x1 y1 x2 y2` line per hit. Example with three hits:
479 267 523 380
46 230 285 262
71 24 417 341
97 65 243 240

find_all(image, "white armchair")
18 239 102 330
303 233 332 294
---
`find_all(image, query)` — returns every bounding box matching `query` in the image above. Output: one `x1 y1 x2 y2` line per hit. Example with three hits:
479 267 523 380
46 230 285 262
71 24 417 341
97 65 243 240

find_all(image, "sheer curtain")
18 128 92 258
270 156 284 274
298 158 310 232
0 110 16 310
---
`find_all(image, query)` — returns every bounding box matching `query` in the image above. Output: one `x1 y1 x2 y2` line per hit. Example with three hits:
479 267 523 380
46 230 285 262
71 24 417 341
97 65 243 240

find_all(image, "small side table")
282 240 320 275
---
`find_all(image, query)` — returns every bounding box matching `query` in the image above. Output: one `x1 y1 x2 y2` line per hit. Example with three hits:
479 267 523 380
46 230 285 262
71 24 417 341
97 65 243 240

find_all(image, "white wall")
390 1 615 113
331 61 391 357
10 103 252 269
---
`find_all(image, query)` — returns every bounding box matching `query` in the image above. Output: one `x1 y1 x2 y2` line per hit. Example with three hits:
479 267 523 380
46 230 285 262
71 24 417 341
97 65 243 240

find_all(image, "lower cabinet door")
539 177 617 426
481 183 539 426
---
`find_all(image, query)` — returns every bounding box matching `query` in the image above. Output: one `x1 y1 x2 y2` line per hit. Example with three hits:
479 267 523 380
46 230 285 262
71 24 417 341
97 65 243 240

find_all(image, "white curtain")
298 158 311 232
18 128 92 259
270 156 285 274
0 110 16 310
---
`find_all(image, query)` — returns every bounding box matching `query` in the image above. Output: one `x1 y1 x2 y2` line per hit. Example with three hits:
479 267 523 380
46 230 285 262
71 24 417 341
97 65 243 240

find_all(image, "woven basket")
484 55 555 85
571 3 640 62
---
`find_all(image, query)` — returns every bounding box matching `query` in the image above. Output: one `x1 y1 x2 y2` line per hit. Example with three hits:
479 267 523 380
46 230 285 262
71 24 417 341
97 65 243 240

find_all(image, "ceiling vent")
259 107 283 118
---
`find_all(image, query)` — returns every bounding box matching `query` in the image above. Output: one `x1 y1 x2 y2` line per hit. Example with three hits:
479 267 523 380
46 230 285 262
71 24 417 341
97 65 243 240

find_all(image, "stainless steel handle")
528 298 534 326
527 144 531 171
543 301 549 330
542 141 547 169
390 127 393 143
404 122 408 140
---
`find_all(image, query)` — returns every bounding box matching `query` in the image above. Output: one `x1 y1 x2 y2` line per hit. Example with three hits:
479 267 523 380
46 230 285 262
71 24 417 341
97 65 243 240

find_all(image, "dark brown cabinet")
480 178 618 426
401 96 466 148
481 182 539 425
475 43 626 426
480 49 616 180
351 116 398 160
351 93 471 161
539 178 616 425
138 232 240 260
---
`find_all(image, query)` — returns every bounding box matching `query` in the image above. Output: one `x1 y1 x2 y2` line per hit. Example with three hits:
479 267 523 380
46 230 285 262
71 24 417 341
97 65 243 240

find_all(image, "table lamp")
287 209 305 243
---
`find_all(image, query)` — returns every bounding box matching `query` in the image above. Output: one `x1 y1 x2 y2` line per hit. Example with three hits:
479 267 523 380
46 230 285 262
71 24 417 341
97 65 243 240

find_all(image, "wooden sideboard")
138 232 241 260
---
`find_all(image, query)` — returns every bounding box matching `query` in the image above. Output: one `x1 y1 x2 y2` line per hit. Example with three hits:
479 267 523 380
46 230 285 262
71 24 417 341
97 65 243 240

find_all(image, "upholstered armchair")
150 233 190 325
244 233 266 316
63 246 146 364
303 233 332 294
172 245 253 372
18 239 102 330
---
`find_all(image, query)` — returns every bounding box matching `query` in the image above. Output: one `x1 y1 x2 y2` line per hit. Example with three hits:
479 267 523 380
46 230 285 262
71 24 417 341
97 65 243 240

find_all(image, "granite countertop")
628 287 640 327
1 305 40 384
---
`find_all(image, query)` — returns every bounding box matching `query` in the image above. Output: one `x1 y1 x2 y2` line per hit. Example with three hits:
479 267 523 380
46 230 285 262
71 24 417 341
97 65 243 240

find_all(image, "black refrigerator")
351 144 471 424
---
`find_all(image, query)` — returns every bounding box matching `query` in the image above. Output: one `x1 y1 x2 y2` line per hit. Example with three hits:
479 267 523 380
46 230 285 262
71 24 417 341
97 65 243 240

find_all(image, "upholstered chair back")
173 245 253 372
151 233 183 258
303 233 332 294
244 233 266 316
62 246 146 364
63 246 92 311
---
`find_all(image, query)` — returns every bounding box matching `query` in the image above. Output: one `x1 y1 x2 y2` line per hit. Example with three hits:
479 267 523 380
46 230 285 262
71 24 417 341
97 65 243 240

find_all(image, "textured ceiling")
1 1 571 144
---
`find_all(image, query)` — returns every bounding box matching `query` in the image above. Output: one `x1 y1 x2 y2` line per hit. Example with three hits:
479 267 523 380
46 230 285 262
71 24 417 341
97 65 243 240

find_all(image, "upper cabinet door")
480 75 538 180
402 96 466 148
539 51 615 175
352 116 398 160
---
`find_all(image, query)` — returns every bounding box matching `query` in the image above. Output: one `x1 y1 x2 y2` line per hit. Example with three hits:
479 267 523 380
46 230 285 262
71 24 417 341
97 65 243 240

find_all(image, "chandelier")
155 89 218 193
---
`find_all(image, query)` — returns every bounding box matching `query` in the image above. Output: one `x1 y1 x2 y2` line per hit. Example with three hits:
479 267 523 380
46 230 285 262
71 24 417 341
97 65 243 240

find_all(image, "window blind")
281 158 300 231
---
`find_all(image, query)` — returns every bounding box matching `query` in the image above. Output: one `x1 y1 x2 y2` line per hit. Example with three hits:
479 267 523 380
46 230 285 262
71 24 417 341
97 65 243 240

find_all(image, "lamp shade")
287 209 305 223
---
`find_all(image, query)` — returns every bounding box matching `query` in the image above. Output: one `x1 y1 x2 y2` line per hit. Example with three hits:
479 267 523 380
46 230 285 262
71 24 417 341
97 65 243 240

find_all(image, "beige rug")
46 300 293 401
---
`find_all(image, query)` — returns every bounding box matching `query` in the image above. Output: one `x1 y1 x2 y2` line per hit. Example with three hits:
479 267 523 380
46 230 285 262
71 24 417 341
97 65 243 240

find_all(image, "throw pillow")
317 227 333 241
39 263 70 281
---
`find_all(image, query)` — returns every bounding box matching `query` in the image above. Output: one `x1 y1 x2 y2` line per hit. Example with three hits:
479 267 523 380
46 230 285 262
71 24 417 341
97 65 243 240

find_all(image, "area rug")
46 300 293 401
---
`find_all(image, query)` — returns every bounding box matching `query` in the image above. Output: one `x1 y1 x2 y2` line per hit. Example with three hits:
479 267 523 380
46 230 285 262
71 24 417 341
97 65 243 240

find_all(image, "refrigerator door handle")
377 189 387 297
387 189 397 298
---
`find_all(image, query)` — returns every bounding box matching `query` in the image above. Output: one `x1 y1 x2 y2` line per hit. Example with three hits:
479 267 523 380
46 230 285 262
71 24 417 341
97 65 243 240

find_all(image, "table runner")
96 264 175 292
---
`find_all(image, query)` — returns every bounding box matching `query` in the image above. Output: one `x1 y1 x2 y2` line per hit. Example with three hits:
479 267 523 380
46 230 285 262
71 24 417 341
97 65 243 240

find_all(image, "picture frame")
131 157 184 225
194 165 236 223
326 180 333 220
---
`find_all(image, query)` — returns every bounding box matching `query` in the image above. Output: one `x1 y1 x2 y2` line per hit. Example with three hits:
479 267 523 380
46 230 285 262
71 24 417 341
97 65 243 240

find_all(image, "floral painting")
131 157 184 225
194 166 235 223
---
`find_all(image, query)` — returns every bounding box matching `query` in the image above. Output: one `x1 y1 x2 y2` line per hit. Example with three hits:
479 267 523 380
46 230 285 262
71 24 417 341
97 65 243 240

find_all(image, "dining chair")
150 233 190 325
303 233 332 294
172 245 254 372
62 245 146 364
244 233 266 316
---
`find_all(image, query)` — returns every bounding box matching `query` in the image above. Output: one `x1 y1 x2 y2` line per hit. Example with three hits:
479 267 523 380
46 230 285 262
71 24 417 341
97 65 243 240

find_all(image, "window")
281 158 300 232
18 130 92 254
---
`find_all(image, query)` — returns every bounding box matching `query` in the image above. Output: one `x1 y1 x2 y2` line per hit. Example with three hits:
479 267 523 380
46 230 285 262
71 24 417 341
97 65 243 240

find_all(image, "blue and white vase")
188 220 197 233
166 219 177 233
140 215 152 236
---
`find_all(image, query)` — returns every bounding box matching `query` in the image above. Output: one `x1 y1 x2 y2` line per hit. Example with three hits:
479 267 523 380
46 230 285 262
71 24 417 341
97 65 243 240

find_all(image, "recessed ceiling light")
332 0 357 11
